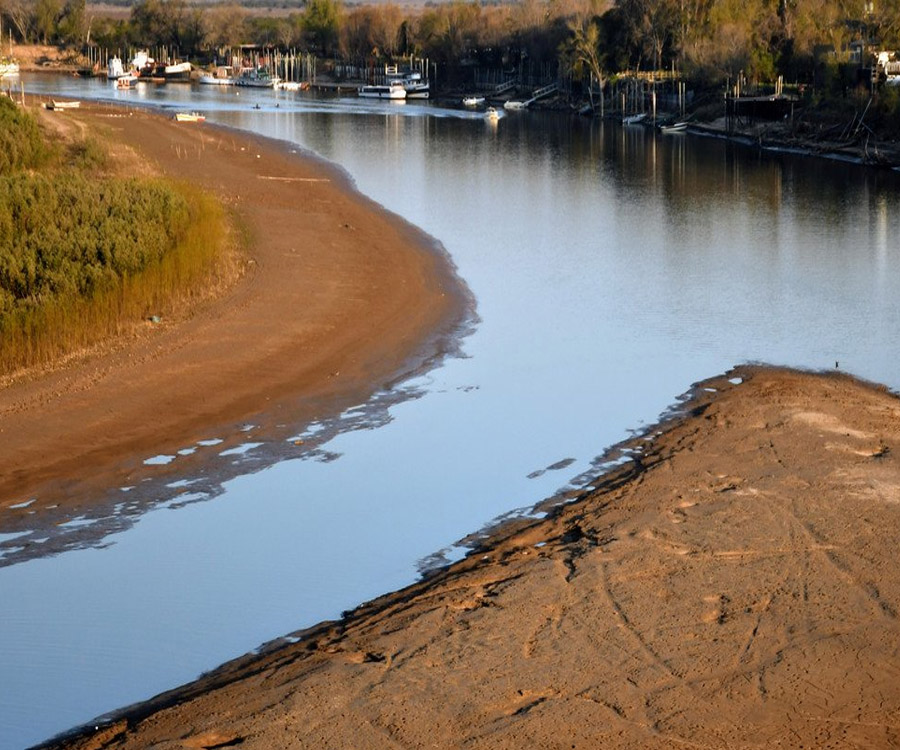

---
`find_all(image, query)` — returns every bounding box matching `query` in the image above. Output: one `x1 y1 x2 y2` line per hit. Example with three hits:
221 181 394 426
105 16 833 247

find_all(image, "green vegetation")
0 97 226 374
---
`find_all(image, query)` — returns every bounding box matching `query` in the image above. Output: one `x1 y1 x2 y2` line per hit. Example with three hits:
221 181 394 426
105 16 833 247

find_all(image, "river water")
3 74 900 748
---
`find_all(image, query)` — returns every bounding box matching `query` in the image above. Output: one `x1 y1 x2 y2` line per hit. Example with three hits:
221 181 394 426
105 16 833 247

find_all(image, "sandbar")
43 365 900 748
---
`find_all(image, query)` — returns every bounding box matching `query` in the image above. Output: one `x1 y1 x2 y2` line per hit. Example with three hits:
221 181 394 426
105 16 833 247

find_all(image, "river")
2 74 900 749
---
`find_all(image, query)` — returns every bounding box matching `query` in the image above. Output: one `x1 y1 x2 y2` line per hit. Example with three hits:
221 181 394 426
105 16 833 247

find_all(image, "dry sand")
0 102 469 529
43 365 900 749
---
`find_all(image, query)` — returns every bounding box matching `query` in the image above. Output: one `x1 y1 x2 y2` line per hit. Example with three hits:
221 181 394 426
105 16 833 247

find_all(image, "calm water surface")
2 75 900 748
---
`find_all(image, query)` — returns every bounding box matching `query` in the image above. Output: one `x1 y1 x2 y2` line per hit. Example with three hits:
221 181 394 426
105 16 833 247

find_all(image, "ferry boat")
358 81 407 99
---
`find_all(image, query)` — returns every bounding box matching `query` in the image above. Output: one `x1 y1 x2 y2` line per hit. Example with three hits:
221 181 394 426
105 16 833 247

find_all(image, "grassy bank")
0 97 228 375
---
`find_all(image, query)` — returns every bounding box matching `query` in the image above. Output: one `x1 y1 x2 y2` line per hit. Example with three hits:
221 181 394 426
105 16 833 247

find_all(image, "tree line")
3 0 900 90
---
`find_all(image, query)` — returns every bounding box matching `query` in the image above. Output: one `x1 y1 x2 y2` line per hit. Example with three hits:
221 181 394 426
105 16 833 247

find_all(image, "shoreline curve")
0 102 474 538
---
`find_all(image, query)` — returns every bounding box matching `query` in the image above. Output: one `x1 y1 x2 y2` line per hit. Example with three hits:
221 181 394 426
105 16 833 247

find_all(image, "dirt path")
45 365 900 749
0 103 469 530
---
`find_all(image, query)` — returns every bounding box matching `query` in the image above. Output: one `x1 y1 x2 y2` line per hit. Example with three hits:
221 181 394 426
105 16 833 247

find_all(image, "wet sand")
43 365 900 749
0 103 469 529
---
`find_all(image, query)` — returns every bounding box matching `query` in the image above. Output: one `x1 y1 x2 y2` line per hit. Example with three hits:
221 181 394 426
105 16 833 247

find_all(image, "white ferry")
359 81 407 99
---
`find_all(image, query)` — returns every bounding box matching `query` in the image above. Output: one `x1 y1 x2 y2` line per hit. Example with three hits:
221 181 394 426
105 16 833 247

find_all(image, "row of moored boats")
107 52 292 89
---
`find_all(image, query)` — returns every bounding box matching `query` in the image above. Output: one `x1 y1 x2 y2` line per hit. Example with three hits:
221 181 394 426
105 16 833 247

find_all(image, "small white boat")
199 66 234 85
504 100 527 110
622 113 647 125
359 82 407 99
116 74 138 88
174 112 205 123
107 56 124 79
484 107 500 121
660 121 688 134
277 81 308 91
463 96 485 107
0 61 19 77
48 100 81 110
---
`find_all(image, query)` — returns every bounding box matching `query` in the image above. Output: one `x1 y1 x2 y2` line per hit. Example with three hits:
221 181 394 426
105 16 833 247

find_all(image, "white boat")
391 71 429 98
485 106 500 121
622 113 647 125
130 50 152 75
174 111 205 123
48 100 81 110
107 56 124 79
116 74 138 88
504 100 527 110
0 61 19 77
164 61 192 82
235 67 281 88
359 82 407 99
199 66 235 85
463 96 485 107
660 121 688 134
277 80 308 91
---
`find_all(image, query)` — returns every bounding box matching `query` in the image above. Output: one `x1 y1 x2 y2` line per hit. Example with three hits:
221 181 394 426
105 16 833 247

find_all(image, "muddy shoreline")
39 364 900 749
0 101 474 560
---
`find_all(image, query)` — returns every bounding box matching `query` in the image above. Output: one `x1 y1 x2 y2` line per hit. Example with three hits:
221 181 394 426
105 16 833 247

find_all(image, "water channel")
3 74 900 748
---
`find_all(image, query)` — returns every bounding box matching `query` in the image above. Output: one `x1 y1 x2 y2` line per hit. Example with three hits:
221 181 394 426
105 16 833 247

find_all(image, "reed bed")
0 98 228 375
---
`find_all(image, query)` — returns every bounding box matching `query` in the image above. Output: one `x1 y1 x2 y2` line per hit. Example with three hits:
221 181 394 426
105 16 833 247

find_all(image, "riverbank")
43 365 900 749
0 101 470 538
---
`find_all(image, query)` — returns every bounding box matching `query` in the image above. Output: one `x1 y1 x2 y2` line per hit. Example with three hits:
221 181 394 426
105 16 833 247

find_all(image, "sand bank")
0 103 470 533
44 365 900 749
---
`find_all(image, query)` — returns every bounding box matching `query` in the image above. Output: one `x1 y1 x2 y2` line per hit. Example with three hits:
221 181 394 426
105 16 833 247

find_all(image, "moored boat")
164 61 192 82
484 106 500 121
503 100 527 110
199 66 235 85
107 56 124 79
359 81 407 99
234 67 281 88
47 100 81 110
116 74 138 88
660 121 688 133
0 60 19 77
463 95 485 107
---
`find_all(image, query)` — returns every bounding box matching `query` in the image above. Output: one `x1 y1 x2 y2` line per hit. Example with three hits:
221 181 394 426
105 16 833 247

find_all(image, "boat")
277 80 309 91
116 74 138 88
130 50 152 76
174 112 205 123
463 96 485 107
0 61 19 77
107 56 125 79
484 106 500 121
48 100 81 110
164 61 192 82
390 71 429 98
660 121 688 134
234 67 281 88
622 113 647 125
199 66 235 85
358 82 407 99
504 100 527 110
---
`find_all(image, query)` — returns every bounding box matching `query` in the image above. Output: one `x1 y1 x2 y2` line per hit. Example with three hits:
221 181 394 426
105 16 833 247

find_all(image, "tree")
562 18 606 112
303 0 342 56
